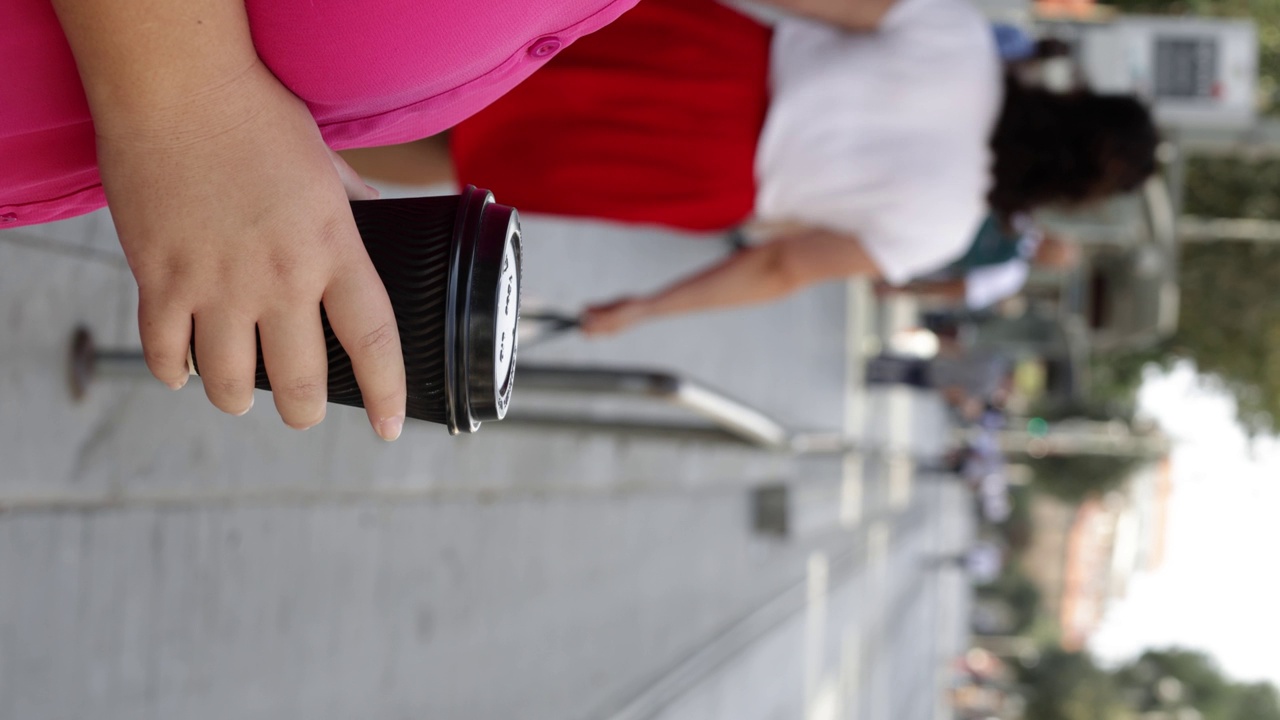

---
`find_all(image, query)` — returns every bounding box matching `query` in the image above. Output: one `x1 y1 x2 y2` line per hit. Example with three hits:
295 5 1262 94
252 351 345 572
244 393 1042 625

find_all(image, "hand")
580 297 653 337
100 62 406 440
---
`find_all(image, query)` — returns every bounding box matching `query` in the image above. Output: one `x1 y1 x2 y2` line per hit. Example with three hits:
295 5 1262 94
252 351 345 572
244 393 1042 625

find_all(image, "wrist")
90 60 291 150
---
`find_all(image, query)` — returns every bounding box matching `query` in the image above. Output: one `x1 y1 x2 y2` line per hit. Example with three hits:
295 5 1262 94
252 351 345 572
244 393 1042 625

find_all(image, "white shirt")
964 214 1043 309
754 0 1003 285
966 259 1029 309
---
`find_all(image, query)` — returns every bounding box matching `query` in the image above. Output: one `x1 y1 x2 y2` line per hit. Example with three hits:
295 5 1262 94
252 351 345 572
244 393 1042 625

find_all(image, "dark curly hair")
988 76 1159 220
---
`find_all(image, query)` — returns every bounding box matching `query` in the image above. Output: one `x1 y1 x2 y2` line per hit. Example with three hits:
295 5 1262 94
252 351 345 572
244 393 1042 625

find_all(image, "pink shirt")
0 0 638 228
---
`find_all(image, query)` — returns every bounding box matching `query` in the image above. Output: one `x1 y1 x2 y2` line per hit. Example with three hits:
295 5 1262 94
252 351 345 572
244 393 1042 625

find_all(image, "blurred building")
1020 459 1173 649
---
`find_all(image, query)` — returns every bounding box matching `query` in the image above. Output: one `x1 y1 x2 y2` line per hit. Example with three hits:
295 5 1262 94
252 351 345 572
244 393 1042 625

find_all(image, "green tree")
1113 648 1280 720
1018 647 1280 720
1024 453 1142 502
1091 1 1280 433
1229 683 1280 720
1115 649 1235 717
1019 649 1129 720
977 567 1042 635
1169 241 1280 434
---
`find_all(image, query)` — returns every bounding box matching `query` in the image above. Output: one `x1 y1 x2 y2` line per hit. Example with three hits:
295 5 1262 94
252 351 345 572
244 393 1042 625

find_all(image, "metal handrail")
513 364 792 450
69 329 848 453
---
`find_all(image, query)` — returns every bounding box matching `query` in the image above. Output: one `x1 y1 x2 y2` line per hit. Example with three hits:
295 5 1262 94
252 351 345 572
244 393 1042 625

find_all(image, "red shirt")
451 0 772 232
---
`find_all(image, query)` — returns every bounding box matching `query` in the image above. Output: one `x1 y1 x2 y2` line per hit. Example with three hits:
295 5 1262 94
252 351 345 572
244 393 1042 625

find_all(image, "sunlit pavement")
0 198 974 720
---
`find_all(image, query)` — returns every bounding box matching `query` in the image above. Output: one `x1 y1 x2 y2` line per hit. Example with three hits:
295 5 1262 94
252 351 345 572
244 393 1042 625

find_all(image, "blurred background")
4 0 1280 719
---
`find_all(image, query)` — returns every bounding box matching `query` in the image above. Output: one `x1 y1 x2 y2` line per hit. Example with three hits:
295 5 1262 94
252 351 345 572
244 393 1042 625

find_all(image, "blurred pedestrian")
888 214 1082 310
931 539 1005 584
352 0 1157 336
866 350 1014 404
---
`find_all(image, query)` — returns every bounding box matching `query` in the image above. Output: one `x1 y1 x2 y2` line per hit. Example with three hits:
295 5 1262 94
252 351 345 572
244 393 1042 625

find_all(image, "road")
0 192 975 720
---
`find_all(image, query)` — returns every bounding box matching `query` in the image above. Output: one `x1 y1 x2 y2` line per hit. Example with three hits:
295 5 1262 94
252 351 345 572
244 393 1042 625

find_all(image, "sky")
1090 362 1280 685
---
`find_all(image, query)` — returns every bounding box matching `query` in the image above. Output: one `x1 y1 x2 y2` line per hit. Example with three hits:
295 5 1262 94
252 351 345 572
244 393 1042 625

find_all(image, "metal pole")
1175 119 1280 162
69 329 846 454
1178 216 1280 243
69 326 155 400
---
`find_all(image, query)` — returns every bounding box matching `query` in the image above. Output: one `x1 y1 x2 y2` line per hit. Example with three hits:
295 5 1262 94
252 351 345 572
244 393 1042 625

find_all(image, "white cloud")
1091 364 1280 685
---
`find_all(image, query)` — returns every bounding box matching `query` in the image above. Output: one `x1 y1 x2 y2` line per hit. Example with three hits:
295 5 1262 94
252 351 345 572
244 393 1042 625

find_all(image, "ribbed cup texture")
194 196 460 424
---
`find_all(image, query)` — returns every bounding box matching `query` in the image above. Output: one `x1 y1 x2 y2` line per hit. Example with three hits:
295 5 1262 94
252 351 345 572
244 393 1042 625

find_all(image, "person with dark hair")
344 0 1159 337
570 39 1158 335
874 28 1096 310
573 41 1157 334
887 214 1081 310
987 79 1160 220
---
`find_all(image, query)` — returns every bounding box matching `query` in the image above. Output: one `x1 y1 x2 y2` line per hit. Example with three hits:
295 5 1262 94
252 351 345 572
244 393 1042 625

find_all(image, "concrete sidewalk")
0 202 973 720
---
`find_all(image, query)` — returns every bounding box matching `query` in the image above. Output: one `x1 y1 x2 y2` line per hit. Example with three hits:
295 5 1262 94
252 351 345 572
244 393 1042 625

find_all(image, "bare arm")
51 0 407 439
50 0 257 121
883 278 969 302
582 227 880 335
749 0 898 30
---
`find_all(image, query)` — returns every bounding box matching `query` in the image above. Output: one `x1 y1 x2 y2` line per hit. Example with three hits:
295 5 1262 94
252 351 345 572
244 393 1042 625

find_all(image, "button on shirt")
530 37 565 57
0 0 637 228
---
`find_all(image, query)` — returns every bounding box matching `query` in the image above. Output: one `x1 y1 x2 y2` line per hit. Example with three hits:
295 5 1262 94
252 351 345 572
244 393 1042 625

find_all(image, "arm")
884 278 969 302
50 0 255 119
52 0 407 439
749 0 898 30
582 226 880 335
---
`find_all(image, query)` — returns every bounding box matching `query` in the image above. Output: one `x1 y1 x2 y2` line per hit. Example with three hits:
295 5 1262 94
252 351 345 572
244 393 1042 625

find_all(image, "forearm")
583 228 880 335
900 279 968 301
51 0 261 137
640 244 799 321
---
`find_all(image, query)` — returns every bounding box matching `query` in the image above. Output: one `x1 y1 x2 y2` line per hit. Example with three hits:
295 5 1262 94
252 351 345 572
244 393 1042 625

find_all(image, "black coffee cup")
191 186 522 434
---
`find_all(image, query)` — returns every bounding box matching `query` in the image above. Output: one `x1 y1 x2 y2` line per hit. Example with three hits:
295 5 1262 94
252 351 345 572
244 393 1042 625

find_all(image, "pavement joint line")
928 474 955 720
839 453 864 528
0 228 130 269
841 278 873 530
0 453 957 516
804 552 831 717
0 478 775 515
884 296 918 515
840 626 863 720
595 487 940 720
598 521 881 720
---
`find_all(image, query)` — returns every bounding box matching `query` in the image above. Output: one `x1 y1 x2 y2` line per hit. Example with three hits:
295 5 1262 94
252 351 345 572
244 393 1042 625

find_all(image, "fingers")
258 303 329 430
578 310 606 336
137 291 194 390
192 310 259 416
322 255 406 441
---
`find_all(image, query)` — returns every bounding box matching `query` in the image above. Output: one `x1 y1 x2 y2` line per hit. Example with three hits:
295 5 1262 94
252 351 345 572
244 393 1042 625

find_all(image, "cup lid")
444 186 522 434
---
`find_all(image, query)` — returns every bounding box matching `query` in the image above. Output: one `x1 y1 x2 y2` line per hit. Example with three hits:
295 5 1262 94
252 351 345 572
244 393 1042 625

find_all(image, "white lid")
493 239 519 390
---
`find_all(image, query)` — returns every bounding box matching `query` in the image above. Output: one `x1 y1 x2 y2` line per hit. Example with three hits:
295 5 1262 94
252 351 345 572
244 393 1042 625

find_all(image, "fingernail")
365 184 381 199
235 396 254 417
296 414 325 431
167 377 187 390
378 415 404 442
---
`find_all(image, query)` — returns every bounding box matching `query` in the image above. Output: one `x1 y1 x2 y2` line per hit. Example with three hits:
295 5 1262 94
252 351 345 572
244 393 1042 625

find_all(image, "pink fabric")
0 0 638 228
